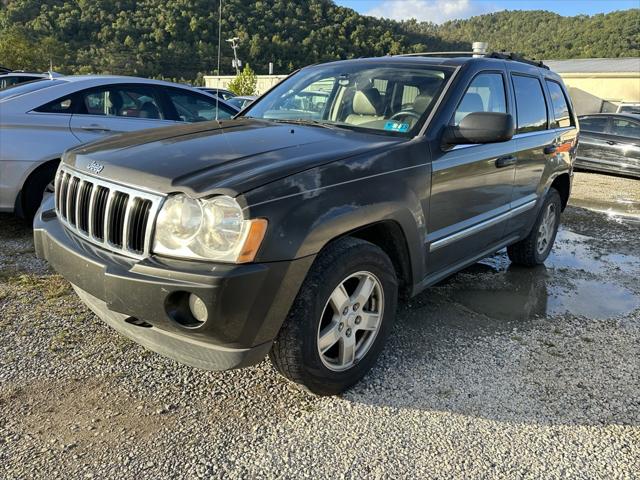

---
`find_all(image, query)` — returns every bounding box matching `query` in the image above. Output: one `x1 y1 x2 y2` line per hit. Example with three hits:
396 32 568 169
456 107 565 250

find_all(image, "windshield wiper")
270 118 350 131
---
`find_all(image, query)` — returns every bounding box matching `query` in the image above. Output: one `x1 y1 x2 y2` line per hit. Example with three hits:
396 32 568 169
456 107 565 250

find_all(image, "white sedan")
0 76 238 218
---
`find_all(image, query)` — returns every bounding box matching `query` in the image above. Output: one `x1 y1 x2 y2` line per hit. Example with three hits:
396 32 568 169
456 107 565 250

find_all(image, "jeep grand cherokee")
34 53 578 395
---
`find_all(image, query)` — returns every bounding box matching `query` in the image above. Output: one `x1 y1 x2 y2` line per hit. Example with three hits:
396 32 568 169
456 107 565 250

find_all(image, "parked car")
0 75 239 218
616 103 640 115
227 95 257 110
576 114 639 178
197 87 236 100
34 53 577 395
0 71 50 90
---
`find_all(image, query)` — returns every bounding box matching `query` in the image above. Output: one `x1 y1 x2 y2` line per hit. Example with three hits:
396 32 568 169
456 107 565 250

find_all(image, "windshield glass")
243 62 452 136
0 79 64 101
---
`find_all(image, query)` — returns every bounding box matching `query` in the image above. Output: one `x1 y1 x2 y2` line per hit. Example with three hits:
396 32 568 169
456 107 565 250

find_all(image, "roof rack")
394 50 549 69
487 51 549 70
396 51 476 57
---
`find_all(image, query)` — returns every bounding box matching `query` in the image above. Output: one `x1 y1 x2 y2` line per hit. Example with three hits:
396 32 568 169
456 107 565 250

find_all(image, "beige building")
545 58 640 115
203 74 288 95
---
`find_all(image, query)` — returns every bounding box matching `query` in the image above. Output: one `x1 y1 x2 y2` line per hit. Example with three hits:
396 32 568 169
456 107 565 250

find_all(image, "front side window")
244 63 452 136
579 117 609 133
79 86 164 119
546 80 573 128
453 72 507 125
166 89 235 122
512 75 548 134
611 118 640 138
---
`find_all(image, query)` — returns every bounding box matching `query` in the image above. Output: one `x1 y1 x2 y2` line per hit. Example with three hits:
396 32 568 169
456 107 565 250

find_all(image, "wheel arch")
14 157 60 217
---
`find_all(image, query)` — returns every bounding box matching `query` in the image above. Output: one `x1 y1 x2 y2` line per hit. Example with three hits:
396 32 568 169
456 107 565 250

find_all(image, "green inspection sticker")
384 121 410 132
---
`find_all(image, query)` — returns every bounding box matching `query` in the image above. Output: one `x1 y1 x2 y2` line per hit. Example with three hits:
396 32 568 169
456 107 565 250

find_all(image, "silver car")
0 76 238 218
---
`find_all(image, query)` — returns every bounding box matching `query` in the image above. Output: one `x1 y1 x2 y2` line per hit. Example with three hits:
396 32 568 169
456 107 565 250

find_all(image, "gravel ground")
1 172 639 479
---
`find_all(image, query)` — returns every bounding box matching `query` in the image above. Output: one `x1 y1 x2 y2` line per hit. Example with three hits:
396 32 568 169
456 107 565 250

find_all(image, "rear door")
507 70 557 234
426 70 516 274
69 84 176 143
606 116 640 174
576 116 613 169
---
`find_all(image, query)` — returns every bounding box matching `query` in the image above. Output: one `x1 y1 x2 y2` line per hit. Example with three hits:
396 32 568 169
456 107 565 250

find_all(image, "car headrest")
413 93 433 113
352 88 382 116
139 101 161 119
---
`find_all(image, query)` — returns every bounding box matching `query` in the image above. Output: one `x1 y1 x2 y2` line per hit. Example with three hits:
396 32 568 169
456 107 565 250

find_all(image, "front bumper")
33 199 314 370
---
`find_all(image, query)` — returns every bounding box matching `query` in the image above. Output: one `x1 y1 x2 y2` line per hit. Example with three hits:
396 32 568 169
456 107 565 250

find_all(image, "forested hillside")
0 0 638 82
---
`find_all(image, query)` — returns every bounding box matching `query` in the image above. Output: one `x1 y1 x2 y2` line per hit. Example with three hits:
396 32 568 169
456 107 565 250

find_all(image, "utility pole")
226 37 241 74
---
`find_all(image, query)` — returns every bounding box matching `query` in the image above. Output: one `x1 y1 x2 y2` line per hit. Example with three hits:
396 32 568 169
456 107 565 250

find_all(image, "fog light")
188 294 208 323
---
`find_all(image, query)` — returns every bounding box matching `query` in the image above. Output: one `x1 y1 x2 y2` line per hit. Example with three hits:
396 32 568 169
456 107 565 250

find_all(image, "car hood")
63 118 403 196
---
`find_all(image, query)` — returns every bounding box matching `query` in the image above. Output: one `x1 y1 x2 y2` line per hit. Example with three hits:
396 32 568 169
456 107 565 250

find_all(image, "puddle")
440 226 640 322
570 197 640 224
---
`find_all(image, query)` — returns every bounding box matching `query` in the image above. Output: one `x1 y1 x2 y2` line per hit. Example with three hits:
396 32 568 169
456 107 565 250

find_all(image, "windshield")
243 62 452 136
0 79 64 101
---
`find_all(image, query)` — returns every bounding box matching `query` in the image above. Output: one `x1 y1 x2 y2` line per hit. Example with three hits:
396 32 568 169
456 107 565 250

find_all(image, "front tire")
508 188 562 266
21 162 58 220
269 237 398 396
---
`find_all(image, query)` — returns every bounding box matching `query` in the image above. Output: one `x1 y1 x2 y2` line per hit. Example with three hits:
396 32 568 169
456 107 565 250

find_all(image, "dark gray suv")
34 53 578 395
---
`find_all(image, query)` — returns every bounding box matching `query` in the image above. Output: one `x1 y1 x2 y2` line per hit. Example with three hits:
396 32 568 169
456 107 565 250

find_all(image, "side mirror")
442 112 515 145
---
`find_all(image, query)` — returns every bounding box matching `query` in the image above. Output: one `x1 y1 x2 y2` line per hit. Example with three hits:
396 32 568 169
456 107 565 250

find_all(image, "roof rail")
486 51 549 69
395 51 475 57
395 51 549 69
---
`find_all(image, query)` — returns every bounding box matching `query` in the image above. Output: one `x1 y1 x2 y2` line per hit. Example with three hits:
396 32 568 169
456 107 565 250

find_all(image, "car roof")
1 72 47 77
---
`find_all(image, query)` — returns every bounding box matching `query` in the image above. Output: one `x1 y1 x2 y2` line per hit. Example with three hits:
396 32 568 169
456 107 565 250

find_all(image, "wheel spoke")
318 321 341 353
329 284 349 313
352 275 376 306
338 335 356 367
358 312 380 331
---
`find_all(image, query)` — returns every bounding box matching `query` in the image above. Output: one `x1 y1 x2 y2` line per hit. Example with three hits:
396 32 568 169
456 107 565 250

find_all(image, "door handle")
80 124 111 132
606 140 616 145
543 144 557 154
495 155 517 168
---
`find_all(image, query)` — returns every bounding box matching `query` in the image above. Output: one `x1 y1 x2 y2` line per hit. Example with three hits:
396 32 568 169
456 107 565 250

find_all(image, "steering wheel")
390 111 421 122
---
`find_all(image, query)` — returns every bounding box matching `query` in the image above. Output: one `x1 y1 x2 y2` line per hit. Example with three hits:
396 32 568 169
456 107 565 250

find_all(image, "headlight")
153 194 267 263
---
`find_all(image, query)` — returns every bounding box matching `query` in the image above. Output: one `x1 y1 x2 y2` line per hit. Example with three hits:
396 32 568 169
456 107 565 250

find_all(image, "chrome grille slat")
54 166 163 259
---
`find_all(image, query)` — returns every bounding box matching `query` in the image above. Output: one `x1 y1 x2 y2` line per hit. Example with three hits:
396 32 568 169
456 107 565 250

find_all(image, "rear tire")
508 188 562 266
269 237 398 396
21 162 58 220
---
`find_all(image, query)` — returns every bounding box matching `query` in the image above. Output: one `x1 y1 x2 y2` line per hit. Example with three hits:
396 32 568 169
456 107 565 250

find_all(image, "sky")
334 0 639 24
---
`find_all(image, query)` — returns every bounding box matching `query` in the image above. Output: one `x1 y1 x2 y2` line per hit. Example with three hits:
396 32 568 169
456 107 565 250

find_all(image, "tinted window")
166 89 235 122
512 75 548 133
579 117 609 133
546 80 572 128
454 73 506 125
611 118 640 138
35 95 77 114
79 85 164 119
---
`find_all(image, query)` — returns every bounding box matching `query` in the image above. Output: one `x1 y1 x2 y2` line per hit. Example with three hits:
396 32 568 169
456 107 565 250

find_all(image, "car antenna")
48 59 54 80
215 0 222 121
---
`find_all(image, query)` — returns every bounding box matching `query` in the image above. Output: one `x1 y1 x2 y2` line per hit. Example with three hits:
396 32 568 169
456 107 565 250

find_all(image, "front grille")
55 166 164 258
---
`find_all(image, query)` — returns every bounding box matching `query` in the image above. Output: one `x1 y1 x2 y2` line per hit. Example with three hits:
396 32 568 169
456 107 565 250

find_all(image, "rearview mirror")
442 112 515 145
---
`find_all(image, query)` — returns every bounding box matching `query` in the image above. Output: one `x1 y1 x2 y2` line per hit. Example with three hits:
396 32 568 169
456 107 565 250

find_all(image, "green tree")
227 64 257 96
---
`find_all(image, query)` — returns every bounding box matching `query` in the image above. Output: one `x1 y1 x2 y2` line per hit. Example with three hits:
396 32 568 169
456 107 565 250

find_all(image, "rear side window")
512 75 548 134
35 95 76 114
579 117 609 133
453 72 507 125
546 80 573 128
611 118 640 138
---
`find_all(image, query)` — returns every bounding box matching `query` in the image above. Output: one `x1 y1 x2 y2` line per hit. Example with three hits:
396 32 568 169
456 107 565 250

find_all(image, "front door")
426 71 516 275
69 84 176 143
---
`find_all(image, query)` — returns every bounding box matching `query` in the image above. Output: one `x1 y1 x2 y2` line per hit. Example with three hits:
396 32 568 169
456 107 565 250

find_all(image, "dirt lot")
1 172 639 479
